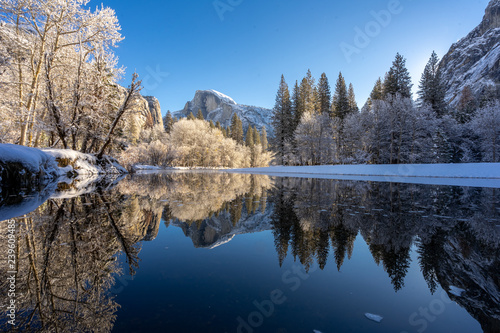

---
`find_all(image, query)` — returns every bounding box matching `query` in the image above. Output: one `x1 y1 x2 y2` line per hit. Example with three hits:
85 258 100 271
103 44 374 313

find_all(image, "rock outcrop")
440 0 500 106
173 90 272 133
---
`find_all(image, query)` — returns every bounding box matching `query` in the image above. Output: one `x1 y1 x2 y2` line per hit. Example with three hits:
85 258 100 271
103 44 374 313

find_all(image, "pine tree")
253 126 261 146
261 126 268 150
332 72 350 120
164 110 174 133
418 51 447 117
383 53 413 99
272 75 293 162
230 113 244 144
209 120 215 128
187 112 196 121
291 80 302 133
246 126 255 147
216 121 222 130
347 83 359 113
196 109 204 120
317 73 331 115
299 69 316 116
456 85 477 123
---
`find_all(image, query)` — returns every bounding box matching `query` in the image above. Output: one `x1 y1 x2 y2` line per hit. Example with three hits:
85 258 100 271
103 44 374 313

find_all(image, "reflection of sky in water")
2 173 497 333
113 223 482 333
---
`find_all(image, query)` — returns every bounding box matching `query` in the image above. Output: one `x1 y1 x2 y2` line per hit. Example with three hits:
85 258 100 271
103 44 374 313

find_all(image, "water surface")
1 172 499 333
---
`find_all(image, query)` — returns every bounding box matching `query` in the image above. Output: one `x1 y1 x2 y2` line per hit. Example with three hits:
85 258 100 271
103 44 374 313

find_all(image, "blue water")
1 173 498 333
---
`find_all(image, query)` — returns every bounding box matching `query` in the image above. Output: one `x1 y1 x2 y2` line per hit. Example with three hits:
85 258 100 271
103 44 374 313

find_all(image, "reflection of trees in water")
119 172 274 248
0 188 158 332
269 178 500 329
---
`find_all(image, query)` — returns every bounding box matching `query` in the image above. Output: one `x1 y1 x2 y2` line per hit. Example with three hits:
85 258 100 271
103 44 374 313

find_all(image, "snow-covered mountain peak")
171 90 273 133
205 89 237 105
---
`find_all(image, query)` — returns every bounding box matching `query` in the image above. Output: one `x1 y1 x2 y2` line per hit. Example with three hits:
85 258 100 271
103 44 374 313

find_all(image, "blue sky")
100 0 490 115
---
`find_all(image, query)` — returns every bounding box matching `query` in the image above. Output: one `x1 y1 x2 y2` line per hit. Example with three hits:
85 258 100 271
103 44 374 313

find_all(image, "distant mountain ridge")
172 90 273 132
440 0 500 106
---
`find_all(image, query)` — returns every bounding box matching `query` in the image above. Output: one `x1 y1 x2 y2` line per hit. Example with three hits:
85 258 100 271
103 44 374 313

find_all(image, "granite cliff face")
440 0 500 106
173 90 272 132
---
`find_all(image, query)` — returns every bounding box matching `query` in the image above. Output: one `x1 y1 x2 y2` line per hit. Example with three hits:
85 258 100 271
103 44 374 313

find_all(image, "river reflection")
0 172 499 332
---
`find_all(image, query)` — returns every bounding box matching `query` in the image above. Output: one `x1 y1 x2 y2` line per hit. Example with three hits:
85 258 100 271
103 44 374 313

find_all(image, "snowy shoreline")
227 164 500 188
0 144 127 188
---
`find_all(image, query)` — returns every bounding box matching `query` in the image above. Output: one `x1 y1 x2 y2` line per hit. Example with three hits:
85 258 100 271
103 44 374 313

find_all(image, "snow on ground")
43 148 127 175
0 143 61 179
228 164 500 188
0 144 127 182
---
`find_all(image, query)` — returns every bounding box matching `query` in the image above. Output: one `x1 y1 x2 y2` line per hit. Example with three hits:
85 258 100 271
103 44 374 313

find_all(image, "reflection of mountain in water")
0 173 499 332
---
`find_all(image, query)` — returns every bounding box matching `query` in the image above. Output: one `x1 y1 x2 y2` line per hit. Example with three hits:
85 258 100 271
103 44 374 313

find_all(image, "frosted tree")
456 85 477 124
418 51 447 117
294 113 339 165
0 0 123 147
470 102 500 162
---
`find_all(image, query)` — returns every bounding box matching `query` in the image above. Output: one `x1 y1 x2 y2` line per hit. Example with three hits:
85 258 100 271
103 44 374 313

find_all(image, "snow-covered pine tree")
331 72 350 120
164 111 174 133
317 73 331 115
271 75 293 163
383 53 413 99
417 51 447 117
347 83 359 114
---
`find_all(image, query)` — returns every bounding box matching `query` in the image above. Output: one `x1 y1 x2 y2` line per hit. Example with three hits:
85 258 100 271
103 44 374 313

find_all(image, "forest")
271 52 500 166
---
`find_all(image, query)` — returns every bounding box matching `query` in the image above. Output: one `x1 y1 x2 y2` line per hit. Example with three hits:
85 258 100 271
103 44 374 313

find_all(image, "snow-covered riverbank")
229 164 500 188
0 144 127 188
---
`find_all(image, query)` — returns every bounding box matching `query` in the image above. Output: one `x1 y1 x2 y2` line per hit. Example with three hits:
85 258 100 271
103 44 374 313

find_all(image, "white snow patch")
207 89 237 105
449 286 466 297
365 313 383 323
228 164 500 188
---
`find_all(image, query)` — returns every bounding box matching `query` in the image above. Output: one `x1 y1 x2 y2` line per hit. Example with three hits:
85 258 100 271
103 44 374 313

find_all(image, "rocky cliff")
173 90 272 132
440 0 500 106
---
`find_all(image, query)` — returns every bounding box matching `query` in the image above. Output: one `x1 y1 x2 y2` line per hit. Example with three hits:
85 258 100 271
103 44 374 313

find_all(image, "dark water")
1 172 499 333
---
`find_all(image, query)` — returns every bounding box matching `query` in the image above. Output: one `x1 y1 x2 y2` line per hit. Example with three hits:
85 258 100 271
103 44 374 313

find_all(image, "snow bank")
228 164 500 188
0 144 127 190
43 148 127 175
0 143 60 178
